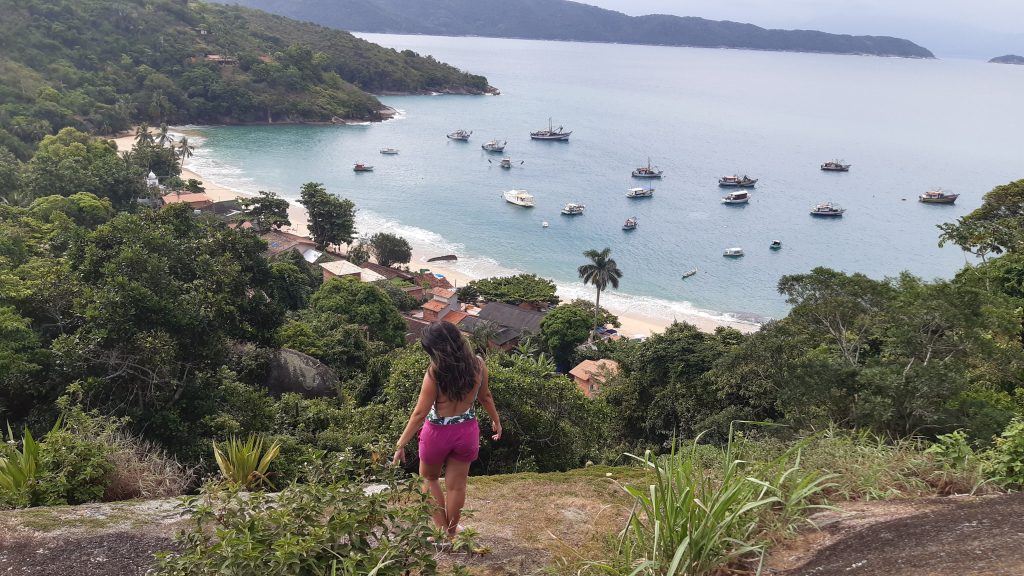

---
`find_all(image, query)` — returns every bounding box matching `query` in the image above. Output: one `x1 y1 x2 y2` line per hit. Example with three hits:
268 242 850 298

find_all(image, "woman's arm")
476 361 502 440
392 369 437 464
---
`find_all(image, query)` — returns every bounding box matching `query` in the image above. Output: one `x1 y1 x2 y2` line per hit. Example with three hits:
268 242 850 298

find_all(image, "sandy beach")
114 130 757 337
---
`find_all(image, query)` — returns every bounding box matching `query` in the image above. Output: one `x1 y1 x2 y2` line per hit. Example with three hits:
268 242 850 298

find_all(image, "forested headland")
0 0 493 160
215 0 936 59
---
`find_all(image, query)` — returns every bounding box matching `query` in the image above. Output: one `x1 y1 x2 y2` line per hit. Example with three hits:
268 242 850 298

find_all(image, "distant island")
989 54 1024 65
211 0 936 59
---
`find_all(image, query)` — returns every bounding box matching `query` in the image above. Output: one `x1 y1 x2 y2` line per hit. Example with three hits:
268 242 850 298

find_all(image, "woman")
392 321 502 537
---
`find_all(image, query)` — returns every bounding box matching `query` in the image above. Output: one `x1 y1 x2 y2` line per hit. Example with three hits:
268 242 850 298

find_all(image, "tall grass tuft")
590 427 832 576
212 435 281 490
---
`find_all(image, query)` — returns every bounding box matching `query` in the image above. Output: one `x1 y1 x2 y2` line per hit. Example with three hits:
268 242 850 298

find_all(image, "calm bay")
184 34 1024 324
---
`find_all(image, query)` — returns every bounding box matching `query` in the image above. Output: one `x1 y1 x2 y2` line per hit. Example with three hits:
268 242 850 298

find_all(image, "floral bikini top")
426 361 482 426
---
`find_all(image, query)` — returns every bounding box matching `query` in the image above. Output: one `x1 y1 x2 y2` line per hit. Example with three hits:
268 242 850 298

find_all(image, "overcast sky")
582 0 1024 58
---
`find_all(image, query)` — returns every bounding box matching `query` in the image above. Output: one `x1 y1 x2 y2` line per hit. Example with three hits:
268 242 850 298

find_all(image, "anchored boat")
919 188 959 204
503 189 535 207
719 175 757 188
722 191 750 204
821 159 851 171
626 186 654 198
622 216 638 230
632 158 663 179
481 139 506 152
447 129 472 141
353 163 374 172
810 202 845 217
530 117 572 141
561 203 585 215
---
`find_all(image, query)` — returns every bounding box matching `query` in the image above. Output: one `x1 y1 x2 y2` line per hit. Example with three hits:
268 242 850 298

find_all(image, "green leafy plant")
156 454 436 576
984 418 1024 488
0 424 40 506
212 435 282 490
925 429 975 469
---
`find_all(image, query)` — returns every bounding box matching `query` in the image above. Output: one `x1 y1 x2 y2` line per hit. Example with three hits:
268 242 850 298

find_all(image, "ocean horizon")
181 34 1024 324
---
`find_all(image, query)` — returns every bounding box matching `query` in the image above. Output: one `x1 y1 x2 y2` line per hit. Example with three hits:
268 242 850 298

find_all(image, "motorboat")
723 247 744 257
542 221 549 228
447 129 472 141
632 158 663 179
810 202 846 217
770 240 782 250
561 203 585 215
503 189 535 207
353 163 374 172
379 147 399 155
719 175 758 187
919 188 959 204
622 217 638 230
721 191 750 204
530 117 572 141
626 186 654 198
681 268 698 279
481 139 506 152
821 159 851 171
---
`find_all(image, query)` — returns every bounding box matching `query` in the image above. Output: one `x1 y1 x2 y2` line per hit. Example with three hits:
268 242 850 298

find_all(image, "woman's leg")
442 458 471 537
419 459 447 531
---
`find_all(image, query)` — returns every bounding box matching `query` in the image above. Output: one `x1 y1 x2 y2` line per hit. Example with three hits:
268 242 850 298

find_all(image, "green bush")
155 455 436 576
0 425 41 508
984 418 1024 488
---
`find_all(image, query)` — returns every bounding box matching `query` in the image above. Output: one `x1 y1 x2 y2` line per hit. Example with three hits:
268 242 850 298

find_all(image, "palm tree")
578 247 623 338
177 136 194 163
469 320 501 356
156 123 174 147
134 123 153 146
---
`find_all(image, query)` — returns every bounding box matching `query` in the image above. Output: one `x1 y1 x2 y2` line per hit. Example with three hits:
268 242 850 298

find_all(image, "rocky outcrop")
264 348 338 397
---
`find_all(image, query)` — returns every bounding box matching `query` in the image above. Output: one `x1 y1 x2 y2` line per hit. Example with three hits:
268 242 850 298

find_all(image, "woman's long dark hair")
421 321 480 402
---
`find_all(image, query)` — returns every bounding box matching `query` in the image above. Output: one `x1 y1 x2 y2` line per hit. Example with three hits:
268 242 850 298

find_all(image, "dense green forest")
214 0 935 59
0 0 491 159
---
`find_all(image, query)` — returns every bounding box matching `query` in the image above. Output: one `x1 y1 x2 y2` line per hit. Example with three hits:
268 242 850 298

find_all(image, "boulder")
264 348 338 397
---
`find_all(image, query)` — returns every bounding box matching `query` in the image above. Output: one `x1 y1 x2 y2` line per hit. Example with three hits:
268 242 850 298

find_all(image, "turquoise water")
184 35 1024 323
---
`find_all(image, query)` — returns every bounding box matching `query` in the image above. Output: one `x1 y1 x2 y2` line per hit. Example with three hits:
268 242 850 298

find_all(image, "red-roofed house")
421 299 447 322
569 359 620 398
442 310 468 326
162 192 213 210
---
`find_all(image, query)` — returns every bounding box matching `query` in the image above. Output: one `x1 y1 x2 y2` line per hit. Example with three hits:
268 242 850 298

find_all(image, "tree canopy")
465 274 559 306
369 232 412 268
299 182 356 249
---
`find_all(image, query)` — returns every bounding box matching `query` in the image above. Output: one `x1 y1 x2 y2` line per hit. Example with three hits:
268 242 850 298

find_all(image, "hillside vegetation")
0 0 491 155
215 0 935 58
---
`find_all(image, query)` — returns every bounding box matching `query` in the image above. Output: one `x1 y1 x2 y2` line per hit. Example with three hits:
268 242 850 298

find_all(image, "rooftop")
320 260 363 277
422 300 447 313
433 288 457 299
569 359 620 383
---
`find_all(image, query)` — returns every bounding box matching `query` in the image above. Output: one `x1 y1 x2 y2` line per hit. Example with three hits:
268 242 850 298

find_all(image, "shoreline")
115 129 759 337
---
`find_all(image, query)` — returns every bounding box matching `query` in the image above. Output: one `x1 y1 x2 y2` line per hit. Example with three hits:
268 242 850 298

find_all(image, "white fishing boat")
447 129 472 141
530 117 572 141
681 268 698 279
632 158 663 178
379 147 399 155
503 189 535 207
810 202 845 217
561 203 586 215
719 175 757 188
721 191 750 204
723 247 744 257
770 240 783 250
622 217 638 230
542 221 549 228
481 139 506 152
626 186 654 198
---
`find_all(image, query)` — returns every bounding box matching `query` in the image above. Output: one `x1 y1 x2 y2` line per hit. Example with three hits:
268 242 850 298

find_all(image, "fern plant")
212 435 281 490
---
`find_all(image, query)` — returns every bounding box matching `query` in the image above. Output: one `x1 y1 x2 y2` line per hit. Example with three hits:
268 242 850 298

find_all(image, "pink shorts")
418 419 480 466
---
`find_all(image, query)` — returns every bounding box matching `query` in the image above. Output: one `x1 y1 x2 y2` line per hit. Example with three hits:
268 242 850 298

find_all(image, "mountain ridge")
210 0 936 59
